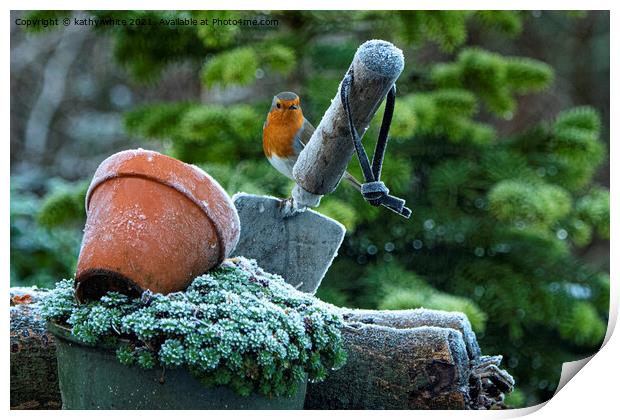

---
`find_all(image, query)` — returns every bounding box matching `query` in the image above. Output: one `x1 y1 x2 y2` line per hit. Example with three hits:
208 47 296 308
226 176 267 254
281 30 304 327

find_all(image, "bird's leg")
278 197 306 218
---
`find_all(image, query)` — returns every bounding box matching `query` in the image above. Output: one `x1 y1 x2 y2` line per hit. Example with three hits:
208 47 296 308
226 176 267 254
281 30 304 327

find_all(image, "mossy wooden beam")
9 287 512 410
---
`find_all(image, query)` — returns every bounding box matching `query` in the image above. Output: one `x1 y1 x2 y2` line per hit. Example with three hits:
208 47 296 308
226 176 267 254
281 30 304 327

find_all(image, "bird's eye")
276 103 281 109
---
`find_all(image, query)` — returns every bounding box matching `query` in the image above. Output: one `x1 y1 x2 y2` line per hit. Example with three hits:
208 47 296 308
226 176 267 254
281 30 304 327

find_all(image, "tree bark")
9 287 512 410
10 288 61 409
305 324 471 409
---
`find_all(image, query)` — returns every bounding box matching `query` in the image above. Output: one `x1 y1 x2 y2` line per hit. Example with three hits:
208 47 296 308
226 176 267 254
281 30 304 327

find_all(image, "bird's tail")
343 171 362 192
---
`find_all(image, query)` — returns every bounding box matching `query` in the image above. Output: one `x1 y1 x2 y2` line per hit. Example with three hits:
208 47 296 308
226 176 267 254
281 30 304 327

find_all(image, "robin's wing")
293 118 315 156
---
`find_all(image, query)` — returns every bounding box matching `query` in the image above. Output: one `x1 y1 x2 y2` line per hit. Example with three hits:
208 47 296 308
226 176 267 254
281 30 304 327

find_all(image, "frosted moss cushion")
41 257 347 398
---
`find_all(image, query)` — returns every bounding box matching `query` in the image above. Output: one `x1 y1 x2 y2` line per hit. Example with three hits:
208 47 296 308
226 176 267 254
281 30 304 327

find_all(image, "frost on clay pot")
75 149 240 302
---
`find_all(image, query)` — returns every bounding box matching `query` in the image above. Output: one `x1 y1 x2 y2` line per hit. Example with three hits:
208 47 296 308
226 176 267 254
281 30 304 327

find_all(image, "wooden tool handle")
292 40 404 206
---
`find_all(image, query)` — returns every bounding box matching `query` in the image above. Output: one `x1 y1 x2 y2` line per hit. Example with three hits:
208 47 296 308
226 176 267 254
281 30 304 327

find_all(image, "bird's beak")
290 105 299 110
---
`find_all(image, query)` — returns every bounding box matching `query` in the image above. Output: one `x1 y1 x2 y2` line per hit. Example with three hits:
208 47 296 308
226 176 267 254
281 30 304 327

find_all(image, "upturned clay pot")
75 149 240 302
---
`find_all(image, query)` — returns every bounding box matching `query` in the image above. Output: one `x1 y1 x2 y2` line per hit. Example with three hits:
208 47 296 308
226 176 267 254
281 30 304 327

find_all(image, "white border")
4 2 617 419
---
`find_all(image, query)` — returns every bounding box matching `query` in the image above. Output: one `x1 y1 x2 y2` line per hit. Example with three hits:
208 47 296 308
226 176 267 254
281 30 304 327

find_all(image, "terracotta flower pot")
75 149 240 302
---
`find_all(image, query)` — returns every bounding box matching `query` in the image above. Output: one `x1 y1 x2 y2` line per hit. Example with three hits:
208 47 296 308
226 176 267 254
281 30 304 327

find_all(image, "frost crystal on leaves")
41 257 347 398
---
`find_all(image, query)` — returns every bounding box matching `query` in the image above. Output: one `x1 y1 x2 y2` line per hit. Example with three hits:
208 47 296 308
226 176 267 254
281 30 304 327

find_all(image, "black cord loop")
340 71 412 219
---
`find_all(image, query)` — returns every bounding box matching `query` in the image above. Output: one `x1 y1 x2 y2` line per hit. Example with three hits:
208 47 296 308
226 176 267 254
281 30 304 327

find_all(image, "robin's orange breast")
263 112 304 158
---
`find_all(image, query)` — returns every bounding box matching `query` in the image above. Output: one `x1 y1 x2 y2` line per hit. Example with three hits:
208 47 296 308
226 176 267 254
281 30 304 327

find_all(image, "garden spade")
232 40 405 294
232 193 345 294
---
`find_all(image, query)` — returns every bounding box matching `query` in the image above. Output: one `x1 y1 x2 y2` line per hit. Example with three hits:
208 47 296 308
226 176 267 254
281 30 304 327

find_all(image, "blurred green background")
10 10 609 407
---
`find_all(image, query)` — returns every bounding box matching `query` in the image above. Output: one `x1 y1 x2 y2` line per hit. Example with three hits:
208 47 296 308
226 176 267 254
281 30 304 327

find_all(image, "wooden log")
10 288 61 409
338 308 481 360
8 287 512 410
305 324 471 409
292 40 404 207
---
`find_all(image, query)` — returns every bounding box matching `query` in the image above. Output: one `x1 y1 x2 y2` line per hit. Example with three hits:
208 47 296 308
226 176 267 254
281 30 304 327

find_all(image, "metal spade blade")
231 193 345 294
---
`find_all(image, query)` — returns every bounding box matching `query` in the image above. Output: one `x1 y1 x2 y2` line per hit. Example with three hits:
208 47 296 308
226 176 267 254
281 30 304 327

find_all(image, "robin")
263 91 361 193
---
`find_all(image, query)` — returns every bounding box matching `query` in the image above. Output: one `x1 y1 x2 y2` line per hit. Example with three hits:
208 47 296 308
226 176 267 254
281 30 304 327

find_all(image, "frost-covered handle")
292 40 404 208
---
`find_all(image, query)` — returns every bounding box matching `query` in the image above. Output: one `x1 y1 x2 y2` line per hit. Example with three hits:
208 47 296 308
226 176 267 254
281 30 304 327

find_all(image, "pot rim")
84 149 240 262
46 320 129 351
74 268 144 303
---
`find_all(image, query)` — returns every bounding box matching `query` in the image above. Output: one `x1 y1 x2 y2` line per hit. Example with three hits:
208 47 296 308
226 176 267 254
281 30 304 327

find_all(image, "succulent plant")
41 257 347 398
